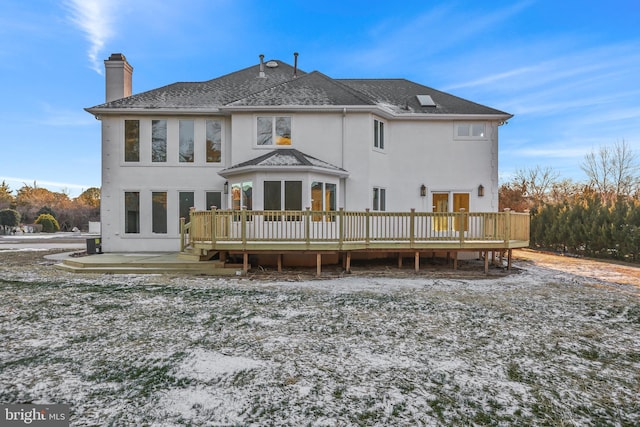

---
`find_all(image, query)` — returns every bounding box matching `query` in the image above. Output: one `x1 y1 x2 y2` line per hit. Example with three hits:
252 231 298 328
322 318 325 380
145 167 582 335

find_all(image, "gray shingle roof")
90 60 305 110
88 59 511 117
220 149 348 177
227 72 375 107
338 79 509 115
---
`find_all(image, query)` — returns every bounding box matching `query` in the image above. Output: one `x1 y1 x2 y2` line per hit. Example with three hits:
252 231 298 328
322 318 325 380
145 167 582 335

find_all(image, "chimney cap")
108 53 127 61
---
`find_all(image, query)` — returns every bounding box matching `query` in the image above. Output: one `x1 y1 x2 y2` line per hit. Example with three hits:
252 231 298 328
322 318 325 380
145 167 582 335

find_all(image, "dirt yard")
514 248 640 288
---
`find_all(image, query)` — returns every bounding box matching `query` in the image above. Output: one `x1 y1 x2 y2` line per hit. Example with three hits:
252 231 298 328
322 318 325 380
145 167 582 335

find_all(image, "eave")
219 165 350 179
85 105 512 123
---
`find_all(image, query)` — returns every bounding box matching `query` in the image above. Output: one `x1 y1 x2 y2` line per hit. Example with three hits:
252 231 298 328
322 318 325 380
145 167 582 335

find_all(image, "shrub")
0 209 21 234
35 213 60 233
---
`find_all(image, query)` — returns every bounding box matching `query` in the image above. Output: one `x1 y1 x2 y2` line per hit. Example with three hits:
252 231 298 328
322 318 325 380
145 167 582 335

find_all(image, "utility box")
86 237 102 254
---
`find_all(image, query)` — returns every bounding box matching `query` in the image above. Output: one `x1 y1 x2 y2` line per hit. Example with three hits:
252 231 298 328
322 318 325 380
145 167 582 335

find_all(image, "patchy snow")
0 248 49 252
0 256 639 425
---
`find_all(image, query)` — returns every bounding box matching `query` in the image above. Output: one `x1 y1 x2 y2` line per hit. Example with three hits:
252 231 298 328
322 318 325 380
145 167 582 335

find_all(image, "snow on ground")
0 255 639 426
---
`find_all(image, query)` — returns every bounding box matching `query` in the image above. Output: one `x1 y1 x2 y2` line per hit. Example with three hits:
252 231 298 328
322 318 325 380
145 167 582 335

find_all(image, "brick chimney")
104 53 133 102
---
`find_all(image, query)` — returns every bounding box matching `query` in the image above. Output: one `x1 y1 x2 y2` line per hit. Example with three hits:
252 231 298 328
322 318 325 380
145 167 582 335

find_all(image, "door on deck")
433 193 449 232
453 193 469 231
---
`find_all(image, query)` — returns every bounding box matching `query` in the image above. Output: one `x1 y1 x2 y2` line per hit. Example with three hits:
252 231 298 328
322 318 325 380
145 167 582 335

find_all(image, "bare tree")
513 165 560 206
581 140 639 202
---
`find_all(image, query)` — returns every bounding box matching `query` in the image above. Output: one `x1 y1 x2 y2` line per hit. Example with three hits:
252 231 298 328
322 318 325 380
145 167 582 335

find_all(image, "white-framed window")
373 118 385 150
257 116 292 146
124 191 140 233
179 120 195 162
151 120 167 162
124 120 139 162
206 119 222 162
455 123 486 139
372 187 386 211
231 182 253 210
151 191 167 233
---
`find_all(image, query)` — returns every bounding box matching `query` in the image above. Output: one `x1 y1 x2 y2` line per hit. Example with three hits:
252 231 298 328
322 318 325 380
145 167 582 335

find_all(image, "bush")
35 213 60 233
0 209 21 233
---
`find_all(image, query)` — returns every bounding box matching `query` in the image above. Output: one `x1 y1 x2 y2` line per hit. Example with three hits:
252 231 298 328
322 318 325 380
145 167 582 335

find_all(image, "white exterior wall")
100 115 229 252
100 110 500 252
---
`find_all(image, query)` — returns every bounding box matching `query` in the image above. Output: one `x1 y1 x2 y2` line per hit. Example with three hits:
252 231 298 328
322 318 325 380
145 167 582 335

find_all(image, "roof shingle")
88 58 511 117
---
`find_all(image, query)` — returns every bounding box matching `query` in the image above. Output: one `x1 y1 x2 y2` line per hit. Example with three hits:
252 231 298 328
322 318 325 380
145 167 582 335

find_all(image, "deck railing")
181 208 530 251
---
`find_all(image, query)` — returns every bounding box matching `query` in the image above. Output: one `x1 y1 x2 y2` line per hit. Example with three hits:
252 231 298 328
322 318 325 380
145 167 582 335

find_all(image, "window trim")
205 119 223 163
255 115 293 148
454 122 487 140
124 120 140 162
373 117 385 151
372 186 386 211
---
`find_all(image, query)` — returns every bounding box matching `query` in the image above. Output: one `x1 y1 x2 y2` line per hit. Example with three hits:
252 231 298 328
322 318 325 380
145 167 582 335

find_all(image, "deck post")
211 208 217 244
277 254 283 272
504 208 512 246
305 207 311 248
243 252 249 274
316 253 322 277
398 253 403 268
338 208 344 250
414 251 420 272
484 251 489 274
459 209 466 246
241 209 247 249
508 249 513 270
345 251 352 273
453 252 458 270
410 208 416 248
179 217 186 251
365 208 370 246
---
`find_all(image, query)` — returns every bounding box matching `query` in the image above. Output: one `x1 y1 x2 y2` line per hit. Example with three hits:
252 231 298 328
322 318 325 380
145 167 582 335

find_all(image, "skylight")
416 94 436 107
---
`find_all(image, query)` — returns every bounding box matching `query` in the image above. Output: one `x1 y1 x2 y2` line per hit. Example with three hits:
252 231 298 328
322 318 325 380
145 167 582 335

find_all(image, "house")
86 53 515 257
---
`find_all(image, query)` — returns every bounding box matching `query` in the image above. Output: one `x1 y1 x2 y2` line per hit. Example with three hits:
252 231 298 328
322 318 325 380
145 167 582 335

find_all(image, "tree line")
0 182 100 233
500 140 640 263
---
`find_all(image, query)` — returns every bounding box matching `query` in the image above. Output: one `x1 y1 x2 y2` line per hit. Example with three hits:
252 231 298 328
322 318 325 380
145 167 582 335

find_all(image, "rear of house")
86 53 512 253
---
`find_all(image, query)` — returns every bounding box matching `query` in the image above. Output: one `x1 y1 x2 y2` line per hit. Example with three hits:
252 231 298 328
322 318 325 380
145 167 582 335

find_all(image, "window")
264 181 282 211
206 120 222 163
257 116 291 146
264 181 302 219
179 120 194 162
456 123 485 138
372 187 386 211
373 119 384 150
231 182 252 210
152 192 167 233
206 191 222 210
151 120 167 162
311 182 337 221
124 120 139 162
124 192 140 233
179 192 194 224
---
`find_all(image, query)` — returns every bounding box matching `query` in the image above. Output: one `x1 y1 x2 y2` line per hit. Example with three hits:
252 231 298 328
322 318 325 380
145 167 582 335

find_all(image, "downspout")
342 107 347 208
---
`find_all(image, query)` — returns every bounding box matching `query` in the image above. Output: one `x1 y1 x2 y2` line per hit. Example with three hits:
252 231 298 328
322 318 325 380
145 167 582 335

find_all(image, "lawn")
1 252 639 426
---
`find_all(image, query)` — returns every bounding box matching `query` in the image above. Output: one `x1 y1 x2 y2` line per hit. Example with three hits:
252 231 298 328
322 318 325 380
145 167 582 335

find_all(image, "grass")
0 262 639 425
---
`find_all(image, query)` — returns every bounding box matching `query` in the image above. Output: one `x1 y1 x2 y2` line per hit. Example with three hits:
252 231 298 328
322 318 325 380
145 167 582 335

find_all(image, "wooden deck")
180 209 530 275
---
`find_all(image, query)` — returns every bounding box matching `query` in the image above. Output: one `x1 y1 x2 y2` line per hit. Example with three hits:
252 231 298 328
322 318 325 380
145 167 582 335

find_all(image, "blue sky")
1 0 638 197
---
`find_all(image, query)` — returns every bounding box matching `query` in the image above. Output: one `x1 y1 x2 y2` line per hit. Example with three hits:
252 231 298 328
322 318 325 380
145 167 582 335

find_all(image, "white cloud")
64 0 118 74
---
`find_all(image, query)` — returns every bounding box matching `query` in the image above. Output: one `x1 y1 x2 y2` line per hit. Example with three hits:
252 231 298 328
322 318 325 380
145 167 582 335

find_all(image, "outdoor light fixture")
224 181 229 194
420 184 427 197
478 184 484 197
